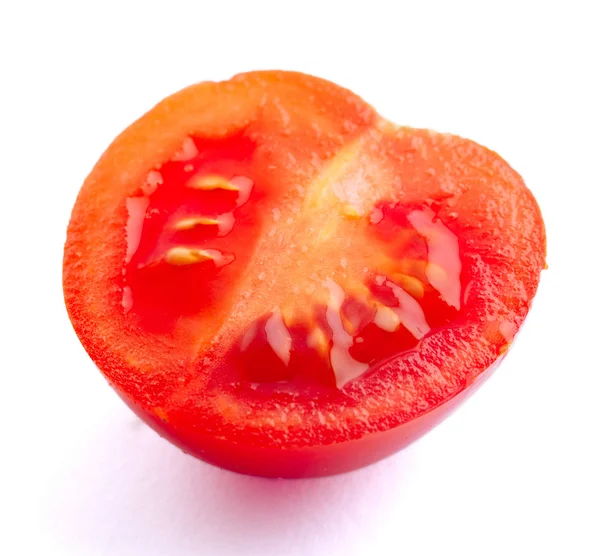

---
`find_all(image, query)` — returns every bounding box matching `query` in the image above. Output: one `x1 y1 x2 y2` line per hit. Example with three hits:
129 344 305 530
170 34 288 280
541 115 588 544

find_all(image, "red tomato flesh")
63 71 546 477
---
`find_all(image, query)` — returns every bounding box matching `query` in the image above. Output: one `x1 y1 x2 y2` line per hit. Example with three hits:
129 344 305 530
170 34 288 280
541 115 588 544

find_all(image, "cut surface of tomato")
63 71 546 477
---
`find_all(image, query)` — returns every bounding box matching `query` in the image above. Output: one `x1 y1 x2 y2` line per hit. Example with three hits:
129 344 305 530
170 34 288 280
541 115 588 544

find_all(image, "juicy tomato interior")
124 134 263 330
64 70 546 477
124 132 467 394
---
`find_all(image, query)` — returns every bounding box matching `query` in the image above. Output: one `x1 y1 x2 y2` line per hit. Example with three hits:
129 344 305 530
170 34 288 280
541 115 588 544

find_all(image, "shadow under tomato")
46 408 417 554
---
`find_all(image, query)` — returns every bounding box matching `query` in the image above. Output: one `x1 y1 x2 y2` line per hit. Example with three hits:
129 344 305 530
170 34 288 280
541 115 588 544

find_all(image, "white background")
1 1 599 555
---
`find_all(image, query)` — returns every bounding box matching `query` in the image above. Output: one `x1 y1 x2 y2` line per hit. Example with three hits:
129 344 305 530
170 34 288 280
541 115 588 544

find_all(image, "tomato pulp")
63 71 546 477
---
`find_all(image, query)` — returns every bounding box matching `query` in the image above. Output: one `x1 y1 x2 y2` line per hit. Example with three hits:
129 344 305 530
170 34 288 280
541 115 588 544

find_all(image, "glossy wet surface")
123 135 464 390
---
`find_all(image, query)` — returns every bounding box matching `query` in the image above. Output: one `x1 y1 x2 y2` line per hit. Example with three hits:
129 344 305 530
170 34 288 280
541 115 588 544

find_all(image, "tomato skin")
124 356 498 477
64 70 545 478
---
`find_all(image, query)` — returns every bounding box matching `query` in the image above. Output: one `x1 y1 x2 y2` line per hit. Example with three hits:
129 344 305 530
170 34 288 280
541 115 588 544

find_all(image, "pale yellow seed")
165 246 214 266
307 326 330 355
173 217 220 231
427 262 447 283
342 204 361 219
374 305 401 332
392 273 425 299
280 307 296 325
341 313 358 336
188 174 239 191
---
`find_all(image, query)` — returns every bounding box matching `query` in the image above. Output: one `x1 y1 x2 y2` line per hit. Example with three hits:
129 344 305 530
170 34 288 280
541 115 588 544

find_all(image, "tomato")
63 71 546 478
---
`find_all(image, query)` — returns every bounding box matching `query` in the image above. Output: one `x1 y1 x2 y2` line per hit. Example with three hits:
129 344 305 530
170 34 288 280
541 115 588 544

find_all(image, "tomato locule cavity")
122 133 466 392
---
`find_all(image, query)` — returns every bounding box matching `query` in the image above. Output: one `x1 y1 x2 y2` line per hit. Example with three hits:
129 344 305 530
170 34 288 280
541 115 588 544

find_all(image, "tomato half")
63 71 546 477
